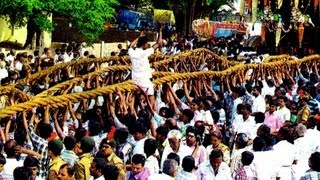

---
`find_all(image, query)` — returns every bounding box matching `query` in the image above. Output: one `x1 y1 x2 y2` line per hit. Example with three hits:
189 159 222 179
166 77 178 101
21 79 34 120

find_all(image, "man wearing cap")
48 139 66 180
99 138 126 180
160 130 192 170
75 137 95 180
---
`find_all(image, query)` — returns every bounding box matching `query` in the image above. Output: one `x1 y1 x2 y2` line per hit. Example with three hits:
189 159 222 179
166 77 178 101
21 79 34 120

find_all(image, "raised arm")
130 31 145 49
152 24 163 50
53 110 65 140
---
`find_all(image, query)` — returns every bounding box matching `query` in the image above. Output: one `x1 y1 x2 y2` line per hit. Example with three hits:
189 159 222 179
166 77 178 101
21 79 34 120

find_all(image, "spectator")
126 154 150 180
48 139 65 180
176 156 197 180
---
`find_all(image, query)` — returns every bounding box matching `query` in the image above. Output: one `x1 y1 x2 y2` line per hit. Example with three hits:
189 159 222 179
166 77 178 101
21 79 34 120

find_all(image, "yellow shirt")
107 152 126 180
48 156 65 180
75 153 93 180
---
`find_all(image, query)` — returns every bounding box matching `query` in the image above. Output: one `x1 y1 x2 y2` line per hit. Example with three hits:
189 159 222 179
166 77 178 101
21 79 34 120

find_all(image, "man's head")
167 130 182 151
209 149 223 173
24 156 39 180
235 133 249 149
252 86 262 97
162 159 179 177
137 36 148 49
186 126 198 147
131 154 146 175
63 136 76 151
253 137 266 151
4 139 17 158
156 126 169 143
38 123 53 140
257 124 270 137
181 156 195 173
277 96 287 108
13 167 31 180
309 152 320 172
144 139 157 157
99 138 116 157
268 101 277 113
133 123 147 141
210 131 223 148
241 151 254 166
0 154 6 172
90 158 106 178
58 163 75 180
77 137 95 156
48 139 64 158
180 109 194 124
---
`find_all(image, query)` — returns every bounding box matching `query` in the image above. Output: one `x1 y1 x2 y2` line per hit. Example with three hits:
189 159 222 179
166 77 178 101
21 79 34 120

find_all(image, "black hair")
64 136 77 150
253 137 266 151
252 86 262 93
60 163 75 176
4 139 17 158
132 154 146 166
144 139 157 157
186 126 198 136
254 112 265 124
258 124 271 136
103 165 119 180
209 149 223 160
24 156 38 168
167 153 180 166
13 167 31 180
93 158 107 171
0 154 6 165
75 128 87 143
241 151 254 166
181 109 194 122
235 133 249 149
310 152 320 171
115 128 129 144
211 111 220 124
156 126 169 138
133 122 148 135
182 156 195 172
137 36 148 48
38 123 53 139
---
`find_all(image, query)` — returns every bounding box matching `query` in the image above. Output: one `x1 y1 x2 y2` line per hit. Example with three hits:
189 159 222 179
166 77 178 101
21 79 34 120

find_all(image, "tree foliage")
0 0 119 43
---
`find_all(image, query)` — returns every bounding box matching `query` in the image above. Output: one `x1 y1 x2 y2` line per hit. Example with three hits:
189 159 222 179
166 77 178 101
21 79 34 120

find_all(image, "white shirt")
261 80 275 97
276 106 291 123
293 136 315 179
273 140 295 179
148 173 174 180
5 54 14 68
132 137 148 157
14 61 23 71
128 47 154 85
89 175 105 180
3 158 23 179
160 144 192 170
196 161 232 180
145 155 159 175
252 151 278 179
252 95 266 113
176 170 197 180
232 115 256 140
0 68 8 81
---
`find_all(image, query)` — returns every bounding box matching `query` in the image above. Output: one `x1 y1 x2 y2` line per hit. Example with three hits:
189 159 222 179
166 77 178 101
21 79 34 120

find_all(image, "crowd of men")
0 27 319 180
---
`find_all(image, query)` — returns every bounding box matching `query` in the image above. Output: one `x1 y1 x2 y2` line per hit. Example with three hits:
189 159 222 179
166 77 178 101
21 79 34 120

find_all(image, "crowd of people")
0 25 319 180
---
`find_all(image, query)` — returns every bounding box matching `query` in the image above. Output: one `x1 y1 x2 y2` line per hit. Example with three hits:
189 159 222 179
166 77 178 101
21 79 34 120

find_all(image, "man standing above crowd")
128 24 162 111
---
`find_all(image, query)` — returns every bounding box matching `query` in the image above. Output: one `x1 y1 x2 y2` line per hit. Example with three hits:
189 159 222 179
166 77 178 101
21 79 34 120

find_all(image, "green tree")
0 0 118 46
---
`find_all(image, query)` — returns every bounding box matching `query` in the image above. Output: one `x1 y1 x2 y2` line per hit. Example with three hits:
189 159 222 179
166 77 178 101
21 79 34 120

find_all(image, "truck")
118 9 155 31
